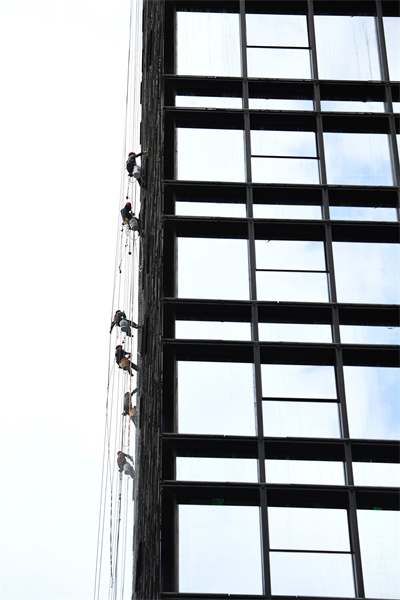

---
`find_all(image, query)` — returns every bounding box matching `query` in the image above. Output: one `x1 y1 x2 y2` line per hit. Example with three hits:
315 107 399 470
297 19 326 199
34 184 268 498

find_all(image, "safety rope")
94 0 143 596
94 0 143 600
120 475 130 599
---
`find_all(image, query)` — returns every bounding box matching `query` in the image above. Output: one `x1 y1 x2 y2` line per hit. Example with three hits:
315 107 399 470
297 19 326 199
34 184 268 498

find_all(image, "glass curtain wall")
161 2 400 598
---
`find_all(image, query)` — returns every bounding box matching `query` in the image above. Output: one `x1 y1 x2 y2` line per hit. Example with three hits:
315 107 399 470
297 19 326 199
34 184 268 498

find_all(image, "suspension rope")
120 475 130 599
94 0 143 596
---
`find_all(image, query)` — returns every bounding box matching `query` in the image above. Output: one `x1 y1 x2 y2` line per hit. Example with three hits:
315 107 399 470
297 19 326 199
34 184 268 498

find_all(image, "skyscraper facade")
133 1 400 598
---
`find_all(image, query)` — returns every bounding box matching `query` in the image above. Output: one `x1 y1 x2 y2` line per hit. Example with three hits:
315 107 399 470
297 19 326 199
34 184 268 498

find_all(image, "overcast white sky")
0 1 135 598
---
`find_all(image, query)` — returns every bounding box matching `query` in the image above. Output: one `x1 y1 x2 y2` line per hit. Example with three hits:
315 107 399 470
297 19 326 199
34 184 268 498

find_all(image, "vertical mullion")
240 2 271 596
308 2 365 597
375 0 400 203
348 484 366 598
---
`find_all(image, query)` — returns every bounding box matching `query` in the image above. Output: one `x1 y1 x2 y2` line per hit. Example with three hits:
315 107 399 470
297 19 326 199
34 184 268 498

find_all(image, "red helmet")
116 344 122 349
117 451 122 454
126 202 131 208
128 152 135 156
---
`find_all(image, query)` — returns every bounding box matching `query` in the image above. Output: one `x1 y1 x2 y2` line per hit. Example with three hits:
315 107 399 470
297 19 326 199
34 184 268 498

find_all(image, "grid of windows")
136 1 400 599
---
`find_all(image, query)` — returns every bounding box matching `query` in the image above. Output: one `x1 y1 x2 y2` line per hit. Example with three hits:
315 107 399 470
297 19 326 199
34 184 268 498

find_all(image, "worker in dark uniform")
110 310 138 336
122 389 138 416
121 201 133 222
120 202 142 235
126 151 147 187
117 451 134 479
115 345 137 374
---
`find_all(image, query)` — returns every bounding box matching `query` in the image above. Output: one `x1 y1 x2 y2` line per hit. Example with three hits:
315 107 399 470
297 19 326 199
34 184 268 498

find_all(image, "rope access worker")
117 451 135 479
120 202 142 235
126 151 147 187
121 201 133 222
130 405 138 427
110 309 138 336
115 345 137 375
122 389 137 417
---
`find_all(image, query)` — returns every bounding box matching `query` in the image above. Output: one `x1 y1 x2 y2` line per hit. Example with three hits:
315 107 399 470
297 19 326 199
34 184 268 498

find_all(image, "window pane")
176 321 251 341
269 507 350 551
330 206 397 222
270 552 355 597
324 133 393 186
340 325 400 345
315 16 381 80
321 100 385 113
263 401 341 438
253 203 321 219
261 365 337 399
266 459 344 485
259 323 332 344
357 510 400 599
256 271 328 302
384 17 400 81
252 157 320 185
333 242 400 304
177 128 245 182
251 130 316 157
256 240 325 271
353 462 400 487
178 362 255 436
249 98 313 111
178 238 249 301
247 48 311 79
344 366 400 440
179 505 263 594
246 14 309 47
177 458 258 483
176 95 242 109
177 12 241 76
175 201 246 218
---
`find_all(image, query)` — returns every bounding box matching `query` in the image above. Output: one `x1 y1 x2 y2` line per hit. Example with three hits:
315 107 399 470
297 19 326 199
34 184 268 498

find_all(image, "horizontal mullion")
161 594 359 600
247 45 310 50
163 340 400 366
256 268 327 273
163 299 400 327
167 216 399 242
163 434 400 462
262 396 337 403
165 75 393 101
167 107 392 133
173 0 392 16
251 154 318 160
161 481 399 509
161 595 357 600
165 179 398 197
270 548 351 554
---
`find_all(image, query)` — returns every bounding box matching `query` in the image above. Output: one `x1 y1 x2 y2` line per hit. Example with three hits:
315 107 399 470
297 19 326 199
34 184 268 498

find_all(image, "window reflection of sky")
358 510 400 599
315 16 381 80
178 361 255 436
324 133 393 186
179 505 263 594
333 242 400 304
344 366 400 440
383 17 400 81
